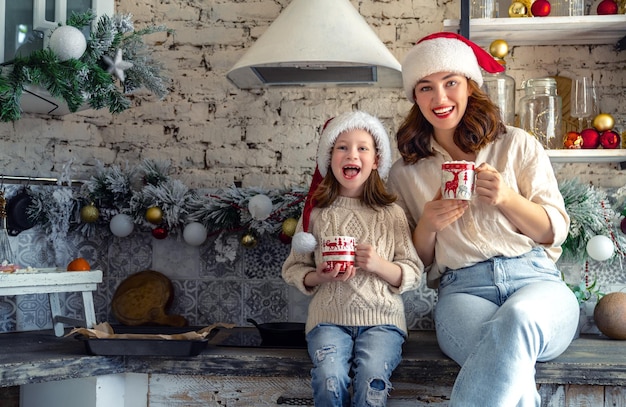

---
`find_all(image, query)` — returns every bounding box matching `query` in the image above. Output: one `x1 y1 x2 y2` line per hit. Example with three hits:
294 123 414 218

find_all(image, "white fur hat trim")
402 37 484 103
316 110 392 180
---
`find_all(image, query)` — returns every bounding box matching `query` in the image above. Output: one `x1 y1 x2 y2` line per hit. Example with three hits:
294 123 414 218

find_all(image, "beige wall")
0 0 625 190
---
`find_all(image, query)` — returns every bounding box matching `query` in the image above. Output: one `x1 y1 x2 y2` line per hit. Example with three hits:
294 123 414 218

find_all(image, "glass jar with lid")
519 78 562 150
482 39 515 126
483 69 515 126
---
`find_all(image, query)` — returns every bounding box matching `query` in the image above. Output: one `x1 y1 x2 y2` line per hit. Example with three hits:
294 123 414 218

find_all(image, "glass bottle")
482 66 516 126
482 40 516 126
551 0 585 15
519 78 563 150
471 0 498 18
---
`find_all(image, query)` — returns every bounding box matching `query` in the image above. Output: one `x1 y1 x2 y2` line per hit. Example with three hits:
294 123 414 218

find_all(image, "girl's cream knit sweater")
282 196 423 334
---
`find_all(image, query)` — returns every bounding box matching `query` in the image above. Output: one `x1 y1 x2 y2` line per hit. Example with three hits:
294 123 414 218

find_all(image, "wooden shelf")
443 15 626 46
547 149 626 163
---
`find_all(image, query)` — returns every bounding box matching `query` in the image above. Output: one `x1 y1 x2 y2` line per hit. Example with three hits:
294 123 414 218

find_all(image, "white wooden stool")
0 269 103 336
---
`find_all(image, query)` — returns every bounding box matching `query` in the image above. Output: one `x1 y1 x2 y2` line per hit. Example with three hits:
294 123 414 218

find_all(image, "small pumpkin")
594 292 626 339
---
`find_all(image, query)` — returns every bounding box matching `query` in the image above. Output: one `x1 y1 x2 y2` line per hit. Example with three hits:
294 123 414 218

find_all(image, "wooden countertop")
1 328 625 388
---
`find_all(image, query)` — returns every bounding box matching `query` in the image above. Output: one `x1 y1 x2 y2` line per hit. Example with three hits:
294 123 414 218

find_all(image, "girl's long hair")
312 168 396 209
396 80 507 165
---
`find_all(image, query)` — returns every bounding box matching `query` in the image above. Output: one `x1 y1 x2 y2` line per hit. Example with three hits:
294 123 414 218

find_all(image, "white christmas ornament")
248 194 273 221
110 214 135 237
48 25 87 61
183 222 208 246
103 49 134 82
586 235 615 262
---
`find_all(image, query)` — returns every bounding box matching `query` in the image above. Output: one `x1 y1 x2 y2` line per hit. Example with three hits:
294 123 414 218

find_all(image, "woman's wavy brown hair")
396 79 507 165
312 168 396 209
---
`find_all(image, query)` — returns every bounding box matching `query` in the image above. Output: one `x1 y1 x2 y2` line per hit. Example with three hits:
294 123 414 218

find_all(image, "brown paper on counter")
66 321 235 340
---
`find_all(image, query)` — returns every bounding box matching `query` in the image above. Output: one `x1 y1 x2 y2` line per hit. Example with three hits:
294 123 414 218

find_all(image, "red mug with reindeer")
442 161 475 200
322 236 356 273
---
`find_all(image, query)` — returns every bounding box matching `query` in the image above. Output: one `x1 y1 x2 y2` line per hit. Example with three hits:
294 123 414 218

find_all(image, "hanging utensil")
0 189 15 264
6 186 35 236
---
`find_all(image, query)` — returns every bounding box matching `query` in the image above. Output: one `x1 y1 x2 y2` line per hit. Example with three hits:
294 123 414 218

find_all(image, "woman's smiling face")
330 129 378 198
413 72 472 137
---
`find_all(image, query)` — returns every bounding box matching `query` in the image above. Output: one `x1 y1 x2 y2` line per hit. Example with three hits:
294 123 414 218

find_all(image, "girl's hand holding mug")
317 261 356 281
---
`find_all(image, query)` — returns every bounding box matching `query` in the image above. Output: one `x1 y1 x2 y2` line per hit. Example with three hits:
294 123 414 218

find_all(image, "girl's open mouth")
343 166 361 179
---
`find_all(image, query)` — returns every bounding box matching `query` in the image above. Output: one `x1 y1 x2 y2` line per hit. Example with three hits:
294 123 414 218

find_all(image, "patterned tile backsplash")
0 184 436 332
2 184 624 335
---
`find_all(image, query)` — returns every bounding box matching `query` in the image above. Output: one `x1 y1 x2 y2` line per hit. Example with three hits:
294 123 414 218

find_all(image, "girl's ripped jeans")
306 324 405 407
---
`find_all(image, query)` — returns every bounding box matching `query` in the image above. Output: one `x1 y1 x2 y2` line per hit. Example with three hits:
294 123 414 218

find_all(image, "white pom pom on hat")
401 32 504 103
291 110 392 254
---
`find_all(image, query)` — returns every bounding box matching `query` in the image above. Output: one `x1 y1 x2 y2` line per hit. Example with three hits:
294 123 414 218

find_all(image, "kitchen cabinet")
444 2 626 165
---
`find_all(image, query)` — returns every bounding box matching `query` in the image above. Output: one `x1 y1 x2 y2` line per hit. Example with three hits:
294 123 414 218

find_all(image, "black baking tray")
76 325 219 356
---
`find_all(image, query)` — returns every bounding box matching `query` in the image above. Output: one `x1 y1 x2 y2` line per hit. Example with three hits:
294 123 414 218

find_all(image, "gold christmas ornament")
281 218 298 237
509 0 530 16
80 203 100 223
145 206 163 224
489 40 509 60
241 232 258 248
592 113 615 132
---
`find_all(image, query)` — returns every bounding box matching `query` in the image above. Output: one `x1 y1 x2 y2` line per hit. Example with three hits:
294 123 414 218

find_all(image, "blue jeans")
435 248 580 407
306 324 405 407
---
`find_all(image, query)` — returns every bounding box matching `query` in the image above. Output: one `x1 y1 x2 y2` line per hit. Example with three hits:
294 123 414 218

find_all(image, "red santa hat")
402 32 505 103
291 111 391 253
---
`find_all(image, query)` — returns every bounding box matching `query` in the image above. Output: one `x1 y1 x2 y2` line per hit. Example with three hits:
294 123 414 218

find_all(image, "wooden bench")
1 328 625 406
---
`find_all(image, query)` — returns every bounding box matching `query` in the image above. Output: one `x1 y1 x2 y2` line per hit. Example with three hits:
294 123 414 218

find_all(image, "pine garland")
82 161 137 213
559 178 626 263
140 159 172 187
26 159 306 239
0 12 172 121
186 187 254 235
26 160 78 264
130 179 194 232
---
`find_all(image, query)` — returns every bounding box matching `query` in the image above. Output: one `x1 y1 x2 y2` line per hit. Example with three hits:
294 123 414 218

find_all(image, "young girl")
387 32 580 406
282 110 423 407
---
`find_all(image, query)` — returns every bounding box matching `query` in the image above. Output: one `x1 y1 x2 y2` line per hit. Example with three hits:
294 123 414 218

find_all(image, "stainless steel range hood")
226 0 402 89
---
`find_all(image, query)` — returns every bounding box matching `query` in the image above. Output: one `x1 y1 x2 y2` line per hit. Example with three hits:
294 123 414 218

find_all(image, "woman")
387 32 580 407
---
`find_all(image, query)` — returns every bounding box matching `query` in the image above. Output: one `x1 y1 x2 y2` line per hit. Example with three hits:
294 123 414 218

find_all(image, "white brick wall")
0 0 624 190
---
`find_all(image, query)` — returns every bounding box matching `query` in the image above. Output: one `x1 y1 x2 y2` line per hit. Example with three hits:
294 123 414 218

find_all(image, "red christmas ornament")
152 227 168 239
600 130 621 149
580 128 600 149
597 0 618 14
620 218 626 234
531 0 551 16
278 232 292 244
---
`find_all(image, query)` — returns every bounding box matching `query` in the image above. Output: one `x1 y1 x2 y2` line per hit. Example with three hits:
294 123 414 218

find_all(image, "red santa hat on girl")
402 32 504 103
291 110 392 253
